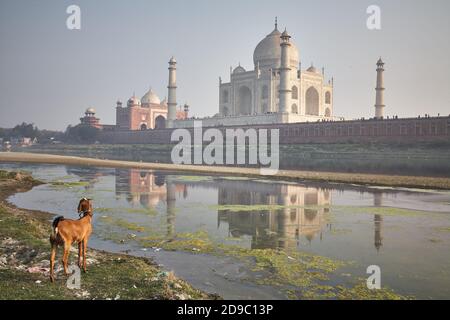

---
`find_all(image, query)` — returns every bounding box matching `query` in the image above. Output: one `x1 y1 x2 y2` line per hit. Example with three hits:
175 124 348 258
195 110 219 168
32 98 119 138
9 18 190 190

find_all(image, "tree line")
0 122 99 144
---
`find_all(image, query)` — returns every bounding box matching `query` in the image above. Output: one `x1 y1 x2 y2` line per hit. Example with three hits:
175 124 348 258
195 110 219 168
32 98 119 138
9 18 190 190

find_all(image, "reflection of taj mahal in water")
112 169 384 251
217 180 331 249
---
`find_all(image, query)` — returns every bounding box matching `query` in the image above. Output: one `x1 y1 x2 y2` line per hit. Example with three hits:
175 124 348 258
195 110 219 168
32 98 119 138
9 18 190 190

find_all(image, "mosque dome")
253 25 299 70
127 95 141 107
85 107 96 114
141 88 161 105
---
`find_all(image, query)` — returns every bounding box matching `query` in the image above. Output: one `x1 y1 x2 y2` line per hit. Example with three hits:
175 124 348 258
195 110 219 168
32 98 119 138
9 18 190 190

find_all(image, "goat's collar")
79 211 93 218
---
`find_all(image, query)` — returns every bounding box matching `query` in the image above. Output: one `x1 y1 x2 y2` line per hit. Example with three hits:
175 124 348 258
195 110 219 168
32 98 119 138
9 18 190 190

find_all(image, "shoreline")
1 151 450 190
0 170 217 300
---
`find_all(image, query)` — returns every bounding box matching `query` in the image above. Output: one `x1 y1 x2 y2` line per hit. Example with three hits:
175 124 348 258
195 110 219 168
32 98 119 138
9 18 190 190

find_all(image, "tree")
65 124 100 144
11 122 39 138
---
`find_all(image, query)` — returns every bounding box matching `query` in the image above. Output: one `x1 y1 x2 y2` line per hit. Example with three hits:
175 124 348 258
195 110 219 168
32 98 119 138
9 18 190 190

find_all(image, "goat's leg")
82 238 88 272
78 242 82 268
63 242 71 275
50 244 57 282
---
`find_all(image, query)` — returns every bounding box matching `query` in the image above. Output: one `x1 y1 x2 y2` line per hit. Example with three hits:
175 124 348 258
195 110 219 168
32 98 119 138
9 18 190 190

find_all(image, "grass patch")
332 206 430 217
210 204 330 212
98 216 146 232
140 231 214 253
0 268 73 300
50 181 90 188
135 228 409 299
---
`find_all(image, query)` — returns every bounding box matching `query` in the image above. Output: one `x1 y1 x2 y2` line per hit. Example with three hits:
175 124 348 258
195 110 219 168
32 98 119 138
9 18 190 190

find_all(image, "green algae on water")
331 205 431 217
210 204 330 212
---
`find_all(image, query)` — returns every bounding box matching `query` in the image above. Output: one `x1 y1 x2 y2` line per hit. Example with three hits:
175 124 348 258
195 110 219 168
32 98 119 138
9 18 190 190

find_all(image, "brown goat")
49 198 93 282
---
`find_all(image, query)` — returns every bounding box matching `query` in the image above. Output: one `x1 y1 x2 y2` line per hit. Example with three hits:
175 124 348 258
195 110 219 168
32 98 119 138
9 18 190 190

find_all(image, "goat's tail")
50 216 64 244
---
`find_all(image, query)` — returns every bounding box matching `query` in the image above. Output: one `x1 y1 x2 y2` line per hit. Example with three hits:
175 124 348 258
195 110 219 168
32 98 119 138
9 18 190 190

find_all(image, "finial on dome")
377 57 384 66
281 28 290 38
275 16 278 30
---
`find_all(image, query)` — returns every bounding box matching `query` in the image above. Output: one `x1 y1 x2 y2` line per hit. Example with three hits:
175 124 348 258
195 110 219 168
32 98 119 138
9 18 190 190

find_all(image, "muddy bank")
1 152 450 190
0 170 217 300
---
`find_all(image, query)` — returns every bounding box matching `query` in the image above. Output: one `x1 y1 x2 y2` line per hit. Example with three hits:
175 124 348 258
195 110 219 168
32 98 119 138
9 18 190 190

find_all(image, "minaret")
167 57 177 128
373 193 383 252
166 180 176 238
375 58 385 119
279 29 291 113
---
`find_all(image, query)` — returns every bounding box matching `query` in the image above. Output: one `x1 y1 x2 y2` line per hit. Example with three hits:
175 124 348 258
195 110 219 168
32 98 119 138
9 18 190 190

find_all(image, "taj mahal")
79 19 449 144
172 19 338 128
218 19 334 121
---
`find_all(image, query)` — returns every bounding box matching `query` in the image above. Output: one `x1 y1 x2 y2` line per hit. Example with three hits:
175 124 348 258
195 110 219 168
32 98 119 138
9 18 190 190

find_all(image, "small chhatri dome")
233 64 246 74
169 56 176 64
141 88 161 105
377 57 384 65
85 107 96 114
307 63 318 73
253 20 299 70
127 95 141 107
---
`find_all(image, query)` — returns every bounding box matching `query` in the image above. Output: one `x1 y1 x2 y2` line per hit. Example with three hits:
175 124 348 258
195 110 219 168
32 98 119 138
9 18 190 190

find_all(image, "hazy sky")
0 0 449 131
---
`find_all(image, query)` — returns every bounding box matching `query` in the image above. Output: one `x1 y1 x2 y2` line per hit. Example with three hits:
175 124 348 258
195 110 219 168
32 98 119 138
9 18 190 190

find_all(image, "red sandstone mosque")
80 89 189 131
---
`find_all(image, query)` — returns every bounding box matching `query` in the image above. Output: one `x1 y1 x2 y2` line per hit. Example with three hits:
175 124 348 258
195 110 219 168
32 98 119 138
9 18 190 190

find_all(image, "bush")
65 125 100 144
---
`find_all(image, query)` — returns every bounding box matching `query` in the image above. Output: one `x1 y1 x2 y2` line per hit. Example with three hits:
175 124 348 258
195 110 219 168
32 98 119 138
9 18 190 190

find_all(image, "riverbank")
1 152 450 190
12 142 450 177
0 170 217 300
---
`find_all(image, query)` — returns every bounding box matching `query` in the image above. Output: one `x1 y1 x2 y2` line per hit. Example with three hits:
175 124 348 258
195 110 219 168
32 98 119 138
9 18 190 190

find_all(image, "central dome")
253 26 299 70
141 88 161 105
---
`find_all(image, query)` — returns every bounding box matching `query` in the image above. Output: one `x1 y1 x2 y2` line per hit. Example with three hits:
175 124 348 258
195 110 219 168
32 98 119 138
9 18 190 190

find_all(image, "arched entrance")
291 86 298 100
305 87 319 115
154 115 166 129
238 86 252 115
140 123 148 130
325 91 331 104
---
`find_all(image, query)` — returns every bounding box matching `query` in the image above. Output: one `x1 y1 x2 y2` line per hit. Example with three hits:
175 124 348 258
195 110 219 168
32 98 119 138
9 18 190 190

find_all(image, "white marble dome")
85 107 96 114
253 27 299 70
141 88 161 105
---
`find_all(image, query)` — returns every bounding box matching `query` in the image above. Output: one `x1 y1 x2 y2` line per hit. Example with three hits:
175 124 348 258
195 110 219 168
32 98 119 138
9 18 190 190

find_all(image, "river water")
1 163 450 299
